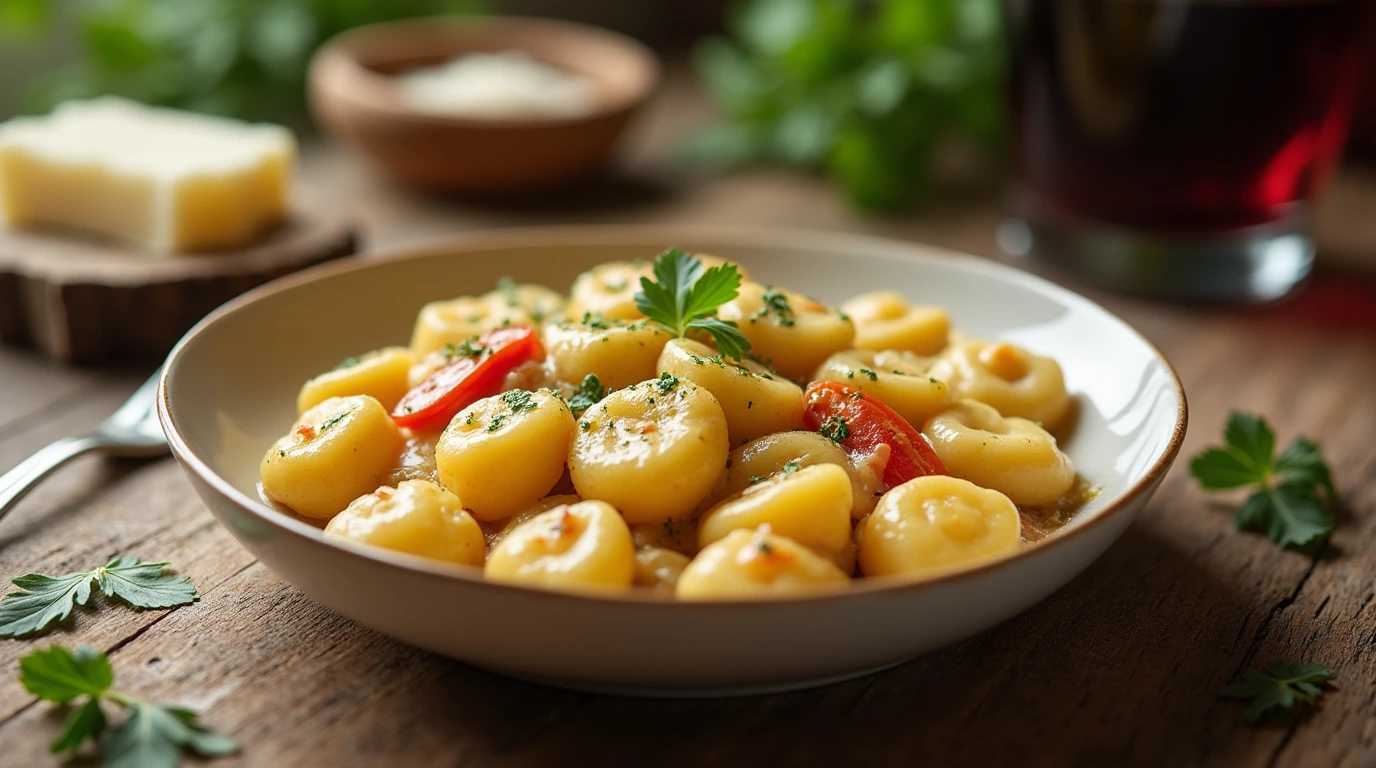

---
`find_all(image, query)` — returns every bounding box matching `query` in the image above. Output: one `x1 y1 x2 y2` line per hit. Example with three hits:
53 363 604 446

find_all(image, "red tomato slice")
392 326 542 431
802 381 947 488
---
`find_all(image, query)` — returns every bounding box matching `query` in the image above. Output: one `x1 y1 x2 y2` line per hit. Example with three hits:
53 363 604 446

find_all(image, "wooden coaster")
0 211 358 364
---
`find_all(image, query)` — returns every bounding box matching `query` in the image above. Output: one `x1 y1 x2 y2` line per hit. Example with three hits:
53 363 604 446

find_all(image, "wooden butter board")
0 211 358 365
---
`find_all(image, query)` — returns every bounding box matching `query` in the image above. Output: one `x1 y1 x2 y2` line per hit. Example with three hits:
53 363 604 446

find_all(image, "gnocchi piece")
717 282 855 380
841 290 950 355
929 340 1071 429
297 347 415 414
677 526 849 600
634 547 692 594
260 395 404 519
722 431 882 519
409 297 491 357
566 260 652 321
922 399 1075 507
545 317 674 391
859 475 1021 579
324 480 484 566
698 464 853 563
569 375 729 524
409 282 562 357
657 338 804 445
487 281 566 325
435 389 575 521
487 493 582 550
813 348 950 429
484 500 635 592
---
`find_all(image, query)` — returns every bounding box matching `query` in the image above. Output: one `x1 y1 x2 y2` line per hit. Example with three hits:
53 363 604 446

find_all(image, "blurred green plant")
0 0 486 126
691 0 1003 213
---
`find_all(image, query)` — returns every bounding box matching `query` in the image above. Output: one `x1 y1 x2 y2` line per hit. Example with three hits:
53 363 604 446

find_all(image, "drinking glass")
999 0 1373 301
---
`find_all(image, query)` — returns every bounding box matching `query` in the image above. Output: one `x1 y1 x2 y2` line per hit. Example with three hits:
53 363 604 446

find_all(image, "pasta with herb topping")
262 247 1090 599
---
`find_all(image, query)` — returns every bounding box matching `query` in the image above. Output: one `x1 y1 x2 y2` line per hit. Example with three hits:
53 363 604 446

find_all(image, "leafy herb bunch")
0 0 486 125
691 0 1003 212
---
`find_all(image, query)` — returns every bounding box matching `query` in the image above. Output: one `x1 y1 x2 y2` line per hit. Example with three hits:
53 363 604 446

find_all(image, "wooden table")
2 74 1375 768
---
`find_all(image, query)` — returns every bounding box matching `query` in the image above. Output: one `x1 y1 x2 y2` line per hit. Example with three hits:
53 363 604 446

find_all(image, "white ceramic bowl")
158 226 1186 695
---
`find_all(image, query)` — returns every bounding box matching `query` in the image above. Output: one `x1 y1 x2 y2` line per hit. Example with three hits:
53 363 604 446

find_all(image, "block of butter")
0 97 295 253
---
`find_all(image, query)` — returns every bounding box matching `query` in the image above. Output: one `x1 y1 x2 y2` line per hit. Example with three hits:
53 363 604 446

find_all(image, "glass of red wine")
999 0 1373 301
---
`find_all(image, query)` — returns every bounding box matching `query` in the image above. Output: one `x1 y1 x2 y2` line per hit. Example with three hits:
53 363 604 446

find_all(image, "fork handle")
0 435 103 523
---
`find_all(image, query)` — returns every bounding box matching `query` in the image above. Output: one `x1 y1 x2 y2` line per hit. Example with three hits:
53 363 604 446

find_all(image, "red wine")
1006 0 1372 232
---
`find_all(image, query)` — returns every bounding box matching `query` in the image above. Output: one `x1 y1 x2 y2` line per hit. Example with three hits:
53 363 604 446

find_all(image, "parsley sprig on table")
1219 661 1334 723
1189 413 1337 550
634 248 751 360
0 556 198 639
20 645 238 767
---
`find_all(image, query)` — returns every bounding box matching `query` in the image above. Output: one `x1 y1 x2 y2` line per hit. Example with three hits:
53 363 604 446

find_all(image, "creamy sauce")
1019 476 1099 544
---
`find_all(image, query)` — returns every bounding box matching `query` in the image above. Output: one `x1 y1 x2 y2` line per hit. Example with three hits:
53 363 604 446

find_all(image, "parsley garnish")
858 368 879 381
444 337 487 360
0 556 198 638
20 645 238 765
1219 661 1334 723
580 312 612 331
496 276 520 307
499 389 537 413
331 355 362 371
653 372 680 395
567 374 606 414
819 416 850 443
754 289 796 326
318 410 351 432
634 248 751 360
750 459 802 485
1189 413 1337 549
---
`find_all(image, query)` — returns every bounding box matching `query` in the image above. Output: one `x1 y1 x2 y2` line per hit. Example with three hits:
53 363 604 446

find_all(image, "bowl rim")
158 224 1188 608
310 15 662 129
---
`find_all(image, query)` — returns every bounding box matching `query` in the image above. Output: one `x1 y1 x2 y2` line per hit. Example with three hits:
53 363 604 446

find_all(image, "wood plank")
0 210 357 364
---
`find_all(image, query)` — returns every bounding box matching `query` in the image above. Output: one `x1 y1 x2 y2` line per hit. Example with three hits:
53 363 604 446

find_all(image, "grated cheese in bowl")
395 50 596 121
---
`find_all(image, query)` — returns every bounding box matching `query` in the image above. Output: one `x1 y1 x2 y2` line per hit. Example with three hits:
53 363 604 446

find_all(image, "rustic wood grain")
1 70 1374 768
0 209 358 364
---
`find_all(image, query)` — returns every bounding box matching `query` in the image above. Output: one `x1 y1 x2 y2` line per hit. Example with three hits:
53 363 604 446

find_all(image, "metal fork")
0 370 168 523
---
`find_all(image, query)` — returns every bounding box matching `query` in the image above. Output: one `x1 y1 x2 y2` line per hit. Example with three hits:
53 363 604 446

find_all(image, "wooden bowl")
308 17 659 193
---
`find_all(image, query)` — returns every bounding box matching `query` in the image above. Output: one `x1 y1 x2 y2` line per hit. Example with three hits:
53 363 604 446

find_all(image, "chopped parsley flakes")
819 415 850 443
318 410 351 432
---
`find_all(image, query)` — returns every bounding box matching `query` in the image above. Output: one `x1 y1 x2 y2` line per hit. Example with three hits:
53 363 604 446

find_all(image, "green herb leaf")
1235 483 1332 550
1219 661 1334 723
690 0 1001 212
567 374 606 414
1189 413 1337 550
19 645 239 766
96 556 199 610
0 571 96 638
687 318 751 361
20 645 113 703
1275 438 1336 501
106 702 240 768
0 557 198 638
52 698 108 754
634 248 751 360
